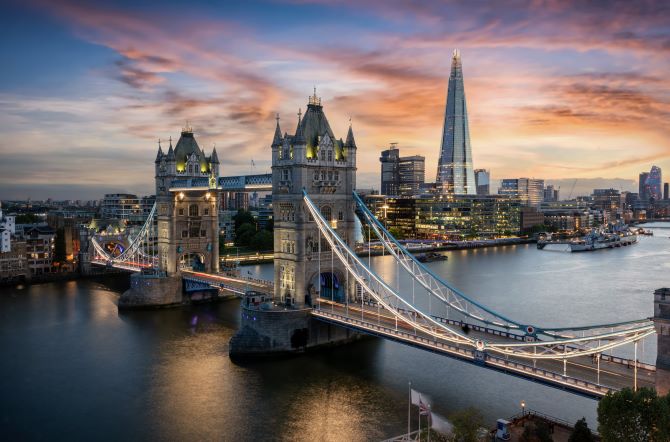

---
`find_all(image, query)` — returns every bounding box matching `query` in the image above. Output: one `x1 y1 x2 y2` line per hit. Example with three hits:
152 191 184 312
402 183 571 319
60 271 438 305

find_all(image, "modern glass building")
436 50 476 195
379 144 425 196
645 166 663 201
498 178 544 208
364 194 520 240
474 169 490 195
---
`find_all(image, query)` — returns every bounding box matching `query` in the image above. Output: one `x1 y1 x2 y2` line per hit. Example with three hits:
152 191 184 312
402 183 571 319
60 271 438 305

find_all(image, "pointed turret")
293 108 305 144
210 146 219 164
272 114 283 147
155 140 164 163
344 124 357 149
166 136 175 161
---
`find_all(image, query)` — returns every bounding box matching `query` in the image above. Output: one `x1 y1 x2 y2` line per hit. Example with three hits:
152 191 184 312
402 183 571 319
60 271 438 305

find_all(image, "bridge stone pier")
230 93 361 356
654 287 670 395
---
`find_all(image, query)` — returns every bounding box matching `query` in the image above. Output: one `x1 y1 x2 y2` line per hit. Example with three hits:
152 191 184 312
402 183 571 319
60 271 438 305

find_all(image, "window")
182 230 188 238
335 172 339 181
200 230 206 237
314 172 319 180
328 150 332 161
178 208 184 216
328 171 333 181
338 211 343 221
189 204 199 217
321 206 332 221
204 208 209 215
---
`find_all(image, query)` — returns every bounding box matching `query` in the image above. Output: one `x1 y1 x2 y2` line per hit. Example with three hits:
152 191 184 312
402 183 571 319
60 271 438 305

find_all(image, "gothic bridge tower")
271 92 357 307
154 125 220 275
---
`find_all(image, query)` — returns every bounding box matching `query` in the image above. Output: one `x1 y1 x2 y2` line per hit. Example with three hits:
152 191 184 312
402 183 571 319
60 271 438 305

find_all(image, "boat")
569 231 637 252
416 251 448 262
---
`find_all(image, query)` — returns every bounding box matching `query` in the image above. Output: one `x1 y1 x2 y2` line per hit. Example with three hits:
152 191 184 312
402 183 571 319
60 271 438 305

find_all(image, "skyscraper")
639 172 650 201
436 50 476 195
379 143 425 196
646 165 663 201
498 178 545 208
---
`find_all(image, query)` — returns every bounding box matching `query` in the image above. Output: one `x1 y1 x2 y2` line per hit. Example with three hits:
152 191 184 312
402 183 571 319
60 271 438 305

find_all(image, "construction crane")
567 179 578 199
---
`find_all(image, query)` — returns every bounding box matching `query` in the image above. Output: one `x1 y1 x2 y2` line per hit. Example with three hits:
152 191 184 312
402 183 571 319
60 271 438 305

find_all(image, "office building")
543 185 559 202
498 178 545 208
436 50 476 195
474 169 490 195
380 144 425 196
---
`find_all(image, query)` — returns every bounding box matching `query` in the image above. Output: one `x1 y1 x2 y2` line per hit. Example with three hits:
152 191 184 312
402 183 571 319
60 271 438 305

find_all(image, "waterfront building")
257 195 273 230
23 225 55 276
379 144 425 196
498 178 544 208
474 169 490 195
0 238 28 283
416 195 520 239
436 50 476 195
0 202 15 253
665 183 669 200
519 207 545 232
365 194 521 239
364 195 417 239
101 194 149 222
592 188 621 211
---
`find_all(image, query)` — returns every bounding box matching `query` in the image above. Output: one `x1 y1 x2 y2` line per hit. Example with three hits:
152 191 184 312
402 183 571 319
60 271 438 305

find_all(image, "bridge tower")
272 92 357 307
154 125 220 275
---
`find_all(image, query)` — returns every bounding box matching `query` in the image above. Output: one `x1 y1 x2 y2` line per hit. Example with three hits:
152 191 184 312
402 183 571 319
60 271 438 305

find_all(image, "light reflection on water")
0 223 667 440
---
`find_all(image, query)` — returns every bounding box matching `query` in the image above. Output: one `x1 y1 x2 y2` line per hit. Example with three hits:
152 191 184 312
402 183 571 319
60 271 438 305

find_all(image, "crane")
567 179 577 199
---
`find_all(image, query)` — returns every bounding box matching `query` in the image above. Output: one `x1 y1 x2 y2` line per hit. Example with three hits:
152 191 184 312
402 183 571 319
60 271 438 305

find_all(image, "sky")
0 0 669 200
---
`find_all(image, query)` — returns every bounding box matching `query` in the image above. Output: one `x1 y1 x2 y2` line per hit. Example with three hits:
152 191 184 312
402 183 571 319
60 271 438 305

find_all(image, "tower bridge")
88 93 668 398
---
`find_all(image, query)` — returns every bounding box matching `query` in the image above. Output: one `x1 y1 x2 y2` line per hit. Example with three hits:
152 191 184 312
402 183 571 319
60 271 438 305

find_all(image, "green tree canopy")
235 222 257 247
250 230 273 251
450 407 483 442
598 387 670 442
569 417 595 442
233 209 255 230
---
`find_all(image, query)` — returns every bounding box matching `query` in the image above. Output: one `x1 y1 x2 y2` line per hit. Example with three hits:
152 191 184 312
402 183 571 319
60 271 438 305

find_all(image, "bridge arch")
179 252 206 271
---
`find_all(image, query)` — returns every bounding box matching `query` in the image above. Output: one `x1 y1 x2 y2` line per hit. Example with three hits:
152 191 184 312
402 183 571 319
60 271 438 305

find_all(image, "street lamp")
521 400 526 416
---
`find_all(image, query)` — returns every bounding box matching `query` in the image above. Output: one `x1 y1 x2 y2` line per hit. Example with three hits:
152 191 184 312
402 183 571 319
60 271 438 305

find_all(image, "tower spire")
272 113 283 146
436 49 475 195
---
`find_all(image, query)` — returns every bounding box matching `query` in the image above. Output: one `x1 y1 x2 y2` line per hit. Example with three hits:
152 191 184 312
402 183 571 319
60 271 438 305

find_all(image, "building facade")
474 169 490 195
498 178 545 208
379 144 425 196
271 93 357 306
154 126 220 275
436 50 476 195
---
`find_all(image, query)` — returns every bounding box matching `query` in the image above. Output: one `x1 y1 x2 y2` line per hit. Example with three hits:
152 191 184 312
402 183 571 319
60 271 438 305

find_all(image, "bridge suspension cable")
306 190 654 360
90 203 158 271
353 191 653 341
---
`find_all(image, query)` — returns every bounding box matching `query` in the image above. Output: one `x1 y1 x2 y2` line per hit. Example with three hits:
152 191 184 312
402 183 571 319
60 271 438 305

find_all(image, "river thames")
1 223 668 441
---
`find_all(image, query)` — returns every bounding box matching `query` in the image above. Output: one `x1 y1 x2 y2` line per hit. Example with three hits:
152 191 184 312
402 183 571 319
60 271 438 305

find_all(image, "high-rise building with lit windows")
436 50 476 195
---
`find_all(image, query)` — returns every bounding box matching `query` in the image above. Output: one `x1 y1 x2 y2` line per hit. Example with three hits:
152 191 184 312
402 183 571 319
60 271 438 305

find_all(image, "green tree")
450 407 483 442
15 213 39 224
569 417 595 442
218 234 226 253
235 222 256 247
250 230 273 251
598 387 670 442
233 209 255 230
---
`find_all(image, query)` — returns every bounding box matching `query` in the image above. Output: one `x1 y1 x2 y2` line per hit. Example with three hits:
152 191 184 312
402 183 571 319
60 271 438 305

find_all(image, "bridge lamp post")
520 400 526 416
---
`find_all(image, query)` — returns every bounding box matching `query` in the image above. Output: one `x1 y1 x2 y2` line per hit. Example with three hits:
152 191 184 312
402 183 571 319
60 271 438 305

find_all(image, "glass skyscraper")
645 165 663 201
436 49 476 195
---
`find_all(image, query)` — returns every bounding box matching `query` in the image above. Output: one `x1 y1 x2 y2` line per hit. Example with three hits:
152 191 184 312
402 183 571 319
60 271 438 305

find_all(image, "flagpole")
407 382 411 441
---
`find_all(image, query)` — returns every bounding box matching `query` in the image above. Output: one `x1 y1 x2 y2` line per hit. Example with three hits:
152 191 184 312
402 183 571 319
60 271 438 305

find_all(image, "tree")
15 213 39 224
569 417 595 442
250 230 273 251
450 407 483 442
598 387 670 442
235 222 256 247
233 209 255 230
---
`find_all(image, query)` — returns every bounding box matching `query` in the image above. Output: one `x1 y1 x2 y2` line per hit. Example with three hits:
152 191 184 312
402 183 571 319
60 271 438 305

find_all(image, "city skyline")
1 0 670 199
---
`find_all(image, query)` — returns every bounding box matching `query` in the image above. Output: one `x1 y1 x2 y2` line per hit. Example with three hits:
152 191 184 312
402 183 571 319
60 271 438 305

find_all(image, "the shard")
436 49 476 195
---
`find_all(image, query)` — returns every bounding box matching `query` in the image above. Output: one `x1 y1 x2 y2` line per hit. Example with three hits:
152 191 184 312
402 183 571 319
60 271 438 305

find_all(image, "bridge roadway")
312 300 654 398
181 270 274 296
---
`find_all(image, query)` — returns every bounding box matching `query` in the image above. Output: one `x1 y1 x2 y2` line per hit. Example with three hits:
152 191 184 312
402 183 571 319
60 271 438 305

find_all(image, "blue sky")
1 0 669 199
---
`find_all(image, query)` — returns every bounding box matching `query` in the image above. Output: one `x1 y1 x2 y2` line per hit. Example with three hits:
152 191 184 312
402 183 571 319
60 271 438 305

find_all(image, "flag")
410 389 431 415
431 412 453 435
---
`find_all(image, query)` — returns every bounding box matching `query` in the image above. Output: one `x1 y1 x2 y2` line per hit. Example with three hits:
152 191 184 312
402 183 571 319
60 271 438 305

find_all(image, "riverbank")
222 237 536 264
